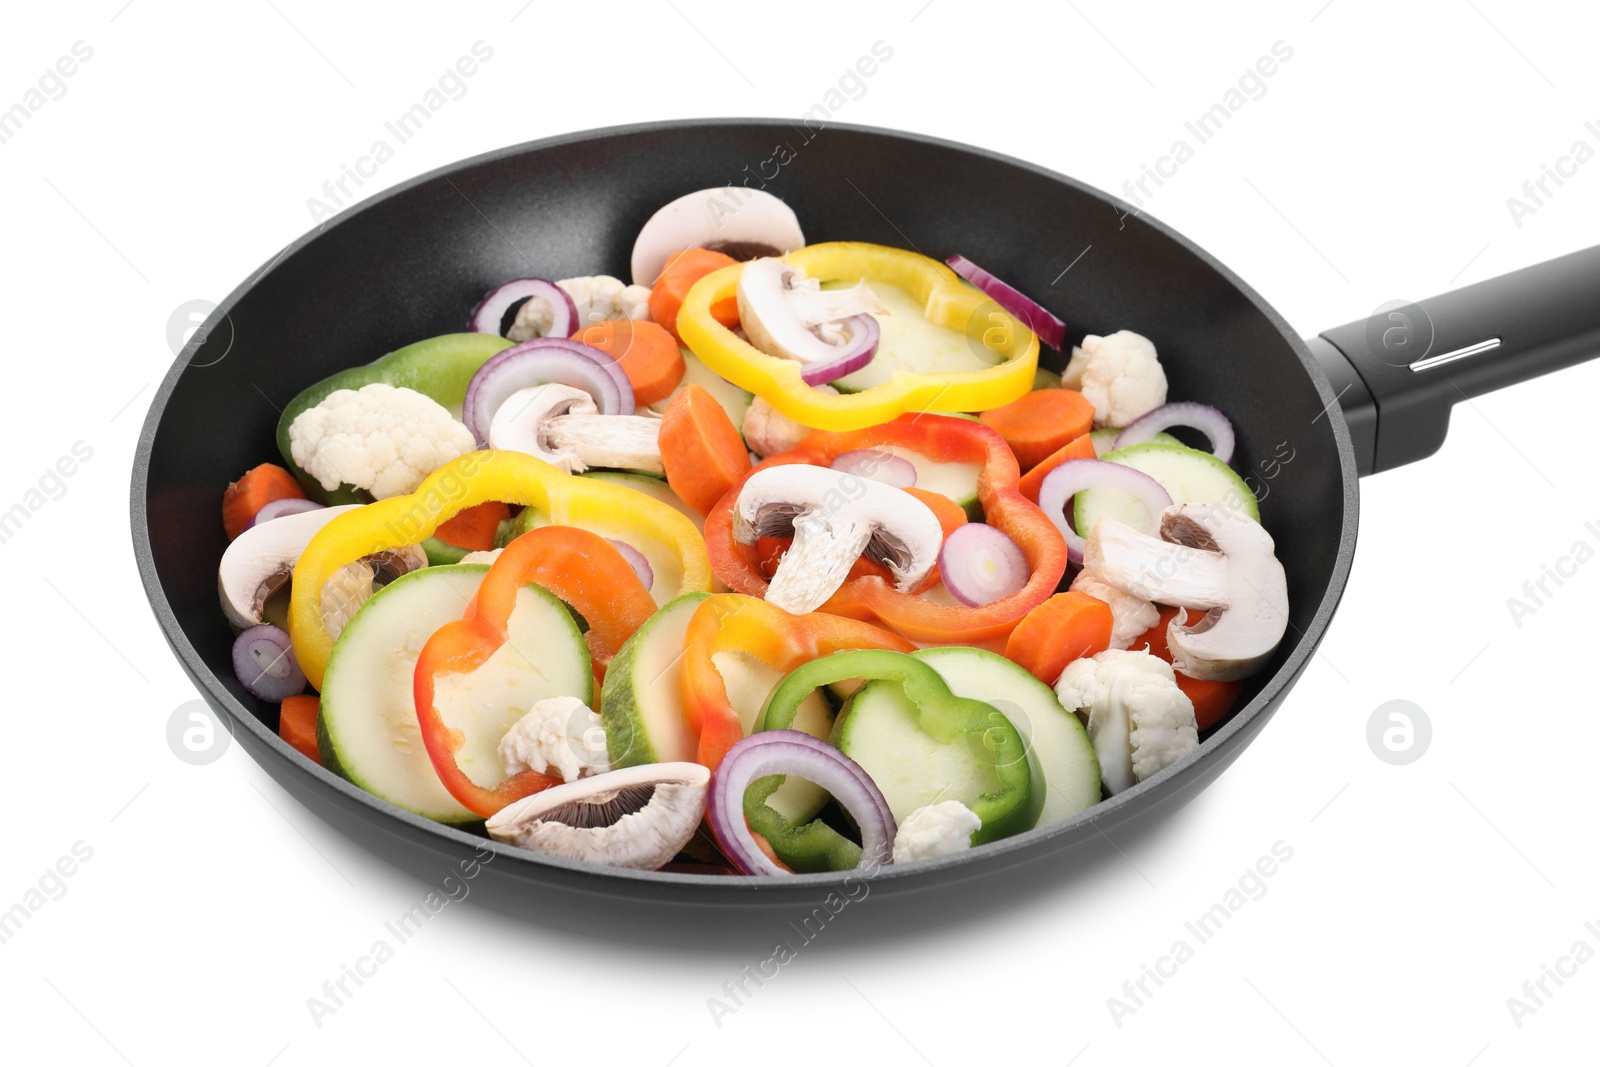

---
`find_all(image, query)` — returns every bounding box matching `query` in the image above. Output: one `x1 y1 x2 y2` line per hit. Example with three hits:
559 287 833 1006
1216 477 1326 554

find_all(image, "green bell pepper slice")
274 333 514 502
746 649 1042 870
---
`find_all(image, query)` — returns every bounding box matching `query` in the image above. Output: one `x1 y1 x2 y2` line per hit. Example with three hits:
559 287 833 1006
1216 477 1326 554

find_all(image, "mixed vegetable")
216 186 1290 876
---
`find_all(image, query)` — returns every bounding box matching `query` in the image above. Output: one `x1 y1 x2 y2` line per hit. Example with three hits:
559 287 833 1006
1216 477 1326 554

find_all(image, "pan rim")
131 117 1360 893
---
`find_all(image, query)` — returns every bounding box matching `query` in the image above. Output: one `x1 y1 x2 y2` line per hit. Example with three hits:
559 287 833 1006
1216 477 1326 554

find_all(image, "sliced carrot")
1132 606 1244 731
660 384 752 515
222 463 305 540
979 389 1096 472
278 695 321 763
572 319 685 406
1019 431 1097 504
1004 591 1114 685
903 486 967 539
649 248 739 342
434 501 511 551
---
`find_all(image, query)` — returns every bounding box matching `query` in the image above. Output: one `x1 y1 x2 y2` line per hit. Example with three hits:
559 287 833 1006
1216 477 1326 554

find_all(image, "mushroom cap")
487 383 599 472
217 505 361 630
732 464 944 592
485 762 710 870
1082 503 1288 682
630 187 804 286
1159 505 1287 682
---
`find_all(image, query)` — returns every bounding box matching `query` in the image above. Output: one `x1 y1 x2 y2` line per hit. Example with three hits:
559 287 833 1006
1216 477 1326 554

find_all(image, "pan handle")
1307 243 1600 475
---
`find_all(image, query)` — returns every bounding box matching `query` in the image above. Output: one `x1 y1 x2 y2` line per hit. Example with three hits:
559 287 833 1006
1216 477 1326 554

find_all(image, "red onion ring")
245 497 324 530
462 337 635 447
1036 458 1173 565
468 278 577 338
232 624 307 702
945 254 1067 350
708 730 896 876
799 314 879 386
938 523 1029 606
606 539 654 590
829 448 917 488
1114 402 1236 464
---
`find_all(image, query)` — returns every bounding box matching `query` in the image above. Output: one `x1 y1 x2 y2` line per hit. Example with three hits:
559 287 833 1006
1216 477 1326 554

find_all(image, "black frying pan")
131 120 1600 941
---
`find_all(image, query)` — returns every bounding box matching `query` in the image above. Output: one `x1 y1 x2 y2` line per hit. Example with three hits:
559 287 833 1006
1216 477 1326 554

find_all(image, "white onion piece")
938 523 1029 607
829 448 917 488
707 731 895 876
1114 402 1236 464
1036 458 1173 565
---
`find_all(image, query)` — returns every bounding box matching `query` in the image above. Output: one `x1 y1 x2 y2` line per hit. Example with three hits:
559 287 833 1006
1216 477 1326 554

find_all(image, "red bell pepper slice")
413 526 656 817
680 594 915 771
704 415 1068 645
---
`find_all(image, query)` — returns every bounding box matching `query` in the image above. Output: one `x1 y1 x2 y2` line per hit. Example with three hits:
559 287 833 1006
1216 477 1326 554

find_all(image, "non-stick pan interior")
136 120 1354 913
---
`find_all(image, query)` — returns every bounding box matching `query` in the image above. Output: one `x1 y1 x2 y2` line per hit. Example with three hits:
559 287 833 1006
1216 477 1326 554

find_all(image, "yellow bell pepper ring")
675 242 1039 431
288 450 713 690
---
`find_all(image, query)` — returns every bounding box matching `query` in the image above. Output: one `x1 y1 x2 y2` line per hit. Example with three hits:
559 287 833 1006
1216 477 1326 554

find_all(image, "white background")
3 1 1598 1063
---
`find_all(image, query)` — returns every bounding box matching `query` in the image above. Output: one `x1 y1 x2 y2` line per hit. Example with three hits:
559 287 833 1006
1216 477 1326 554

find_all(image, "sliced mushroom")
733 464 943 615
318 543 429 642
736 257 885 370
488 383 664 475
1082 503 1288 681
218 505 360 629
219 504 427 636
485 762 710 869
630 187 805 287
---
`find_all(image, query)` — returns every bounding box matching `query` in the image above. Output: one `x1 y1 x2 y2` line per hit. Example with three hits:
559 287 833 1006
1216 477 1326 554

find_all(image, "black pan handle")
1306 244 1600 475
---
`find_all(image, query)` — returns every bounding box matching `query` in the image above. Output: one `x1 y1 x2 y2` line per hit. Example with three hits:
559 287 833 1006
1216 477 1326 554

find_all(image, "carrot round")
573 319 685 406
1018 432 1097 504
660 384 752 515
649 248 739 342
278 695 321 763
433 501 510 551
222 463 306 540
1132 606 1244 731
979 389 1096 472
1004 591 1113 685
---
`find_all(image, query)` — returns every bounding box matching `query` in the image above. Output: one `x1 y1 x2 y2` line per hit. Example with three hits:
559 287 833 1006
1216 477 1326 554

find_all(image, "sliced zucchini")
831 280 1003 393
914 646 1101 823
319 565 590 823
601 593 707 768
1089 427 1180 456
581 471 704 534
1075 440 1260 536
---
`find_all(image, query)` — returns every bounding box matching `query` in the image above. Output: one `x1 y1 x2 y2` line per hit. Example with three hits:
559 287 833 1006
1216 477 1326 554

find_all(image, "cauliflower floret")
892 800 982 864
508 275 651 341
1055 649 1197 795
1061 330 1167 428
498 695 611 784
288 383 474 500
1071 571 1160 651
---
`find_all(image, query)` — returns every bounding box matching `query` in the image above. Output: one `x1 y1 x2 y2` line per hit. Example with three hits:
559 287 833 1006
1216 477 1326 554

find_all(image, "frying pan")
131 120 1600 939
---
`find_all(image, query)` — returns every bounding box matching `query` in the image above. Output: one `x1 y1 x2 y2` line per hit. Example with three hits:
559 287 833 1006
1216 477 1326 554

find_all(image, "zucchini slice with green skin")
1075 440 1259 536
581 471 704 534
913 646 1101 823
318 564 591 823
601 593 708 768
830 665 1043 846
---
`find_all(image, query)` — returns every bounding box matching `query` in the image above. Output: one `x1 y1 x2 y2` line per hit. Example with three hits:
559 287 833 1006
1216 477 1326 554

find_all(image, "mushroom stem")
544 413 664 475
1083 520 1231 608
766 512 878 615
